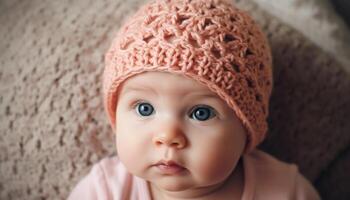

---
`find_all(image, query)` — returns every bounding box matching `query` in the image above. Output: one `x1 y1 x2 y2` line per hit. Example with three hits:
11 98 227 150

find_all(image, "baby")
68 0 321 199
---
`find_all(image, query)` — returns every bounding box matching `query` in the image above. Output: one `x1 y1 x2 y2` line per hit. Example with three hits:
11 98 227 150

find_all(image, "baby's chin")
150 176 221 193
134 169 226 194
149 178 226 199
152 178 193 192
132 168 194 191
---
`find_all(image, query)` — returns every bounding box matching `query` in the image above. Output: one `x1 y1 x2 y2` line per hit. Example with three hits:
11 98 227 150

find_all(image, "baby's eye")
135 102 154 116
190 105 216 121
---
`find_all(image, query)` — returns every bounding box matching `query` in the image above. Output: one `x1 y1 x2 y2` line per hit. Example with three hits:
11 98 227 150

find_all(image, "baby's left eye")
190 106 216 121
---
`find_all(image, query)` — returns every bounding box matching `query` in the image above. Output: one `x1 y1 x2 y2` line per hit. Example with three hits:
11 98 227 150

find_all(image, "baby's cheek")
192 147 237 184
116 134 140 171
116 137 130 160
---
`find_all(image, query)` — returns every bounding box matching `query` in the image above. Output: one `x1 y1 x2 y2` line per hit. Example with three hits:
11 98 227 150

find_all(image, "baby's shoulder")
93 155 130 185
244 150 298 192
245 149 298 174
68 156 131 199
243 150 320 199
95 155 124 172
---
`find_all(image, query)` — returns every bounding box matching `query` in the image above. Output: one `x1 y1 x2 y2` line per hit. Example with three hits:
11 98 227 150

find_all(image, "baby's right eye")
134 102 154 116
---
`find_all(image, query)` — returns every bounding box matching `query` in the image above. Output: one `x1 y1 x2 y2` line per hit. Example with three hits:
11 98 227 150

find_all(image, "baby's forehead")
119 71 216 97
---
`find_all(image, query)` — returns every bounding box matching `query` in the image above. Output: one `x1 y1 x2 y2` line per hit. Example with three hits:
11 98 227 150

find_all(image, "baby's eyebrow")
190 93 221 99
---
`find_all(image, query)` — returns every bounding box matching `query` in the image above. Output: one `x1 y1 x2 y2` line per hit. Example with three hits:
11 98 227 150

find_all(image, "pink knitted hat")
103 0 273 153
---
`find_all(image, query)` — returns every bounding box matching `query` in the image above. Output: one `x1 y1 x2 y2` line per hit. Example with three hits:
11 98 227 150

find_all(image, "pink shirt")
68 150 321 200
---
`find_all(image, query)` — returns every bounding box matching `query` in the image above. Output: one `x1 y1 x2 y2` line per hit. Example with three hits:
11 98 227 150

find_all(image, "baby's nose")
152 123 187 149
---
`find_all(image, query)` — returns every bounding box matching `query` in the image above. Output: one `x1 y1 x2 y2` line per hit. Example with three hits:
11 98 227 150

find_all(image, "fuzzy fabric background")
0 0 349 199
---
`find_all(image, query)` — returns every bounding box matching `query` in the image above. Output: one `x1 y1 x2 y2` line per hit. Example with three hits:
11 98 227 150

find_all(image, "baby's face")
115 71 247 192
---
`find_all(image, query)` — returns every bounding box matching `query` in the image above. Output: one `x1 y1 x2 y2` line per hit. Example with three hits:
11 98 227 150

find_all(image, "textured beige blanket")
0 0 349 199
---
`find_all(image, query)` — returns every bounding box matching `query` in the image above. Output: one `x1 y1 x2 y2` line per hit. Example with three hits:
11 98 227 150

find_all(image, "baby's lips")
153 160 186 174
154 159 184 168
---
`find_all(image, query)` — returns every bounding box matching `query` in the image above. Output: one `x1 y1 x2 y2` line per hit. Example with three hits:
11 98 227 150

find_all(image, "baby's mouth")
153 160 186 175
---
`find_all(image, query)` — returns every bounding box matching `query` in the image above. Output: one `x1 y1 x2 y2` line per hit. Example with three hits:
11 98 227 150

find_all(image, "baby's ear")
242 129 251 155
112 122 117 135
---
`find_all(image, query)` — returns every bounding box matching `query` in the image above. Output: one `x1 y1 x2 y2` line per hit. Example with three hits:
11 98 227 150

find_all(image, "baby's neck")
148 159 244 200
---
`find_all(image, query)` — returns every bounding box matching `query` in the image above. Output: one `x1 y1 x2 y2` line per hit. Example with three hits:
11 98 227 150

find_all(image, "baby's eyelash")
131 100 148 109
131 100 141 109
189 104 217 115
